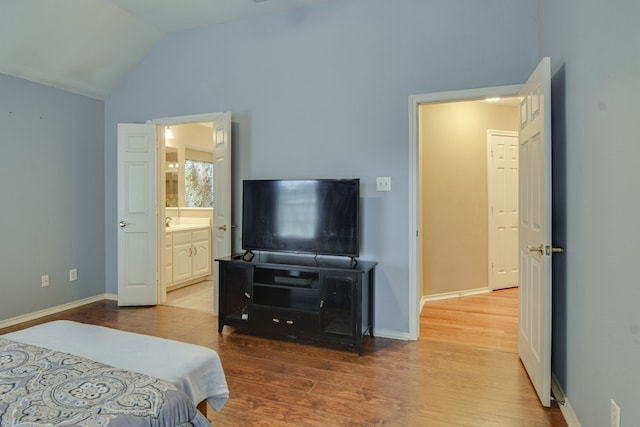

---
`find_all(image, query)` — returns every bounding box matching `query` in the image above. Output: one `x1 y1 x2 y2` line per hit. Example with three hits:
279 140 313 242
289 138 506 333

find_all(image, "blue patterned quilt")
0 338 210 426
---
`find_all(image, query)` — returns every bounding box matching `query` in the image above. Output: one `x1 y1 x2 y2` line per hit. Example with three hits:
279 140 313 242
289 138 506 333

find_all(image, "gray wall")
0 74 105 321
105 0 538 335
539 1 640 425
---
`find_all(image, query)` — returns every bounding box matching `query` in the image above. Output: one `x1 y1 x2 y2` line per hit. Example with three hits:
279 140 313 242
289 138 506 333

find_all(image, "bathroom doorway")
152 112 232 314
162 122 215 313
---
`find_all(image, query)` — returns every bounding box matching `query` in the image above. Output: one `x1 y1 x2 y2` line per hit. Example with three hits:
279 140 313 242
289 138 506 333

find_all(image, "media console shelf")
217 253 376 355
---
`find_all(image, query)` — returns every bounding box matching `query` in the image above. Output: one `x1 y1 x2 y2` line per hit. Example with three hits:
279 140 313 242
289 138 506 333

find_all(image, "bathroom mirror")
164 123 214 208
165 147 179 207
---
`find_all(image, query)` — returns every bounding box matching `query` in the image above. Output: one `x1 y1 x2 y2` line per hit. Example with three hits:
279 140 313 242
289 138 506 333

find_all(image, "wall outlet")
41 275 50 287
69 268 78 282
611 399 621 427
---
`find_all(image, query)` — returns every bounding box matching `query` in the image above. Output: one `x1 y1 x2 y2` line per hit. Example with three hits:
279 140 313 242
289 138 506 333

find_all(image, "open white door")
488 130 519 290
117 123 158 306
518 57 559 407
212 113 232 314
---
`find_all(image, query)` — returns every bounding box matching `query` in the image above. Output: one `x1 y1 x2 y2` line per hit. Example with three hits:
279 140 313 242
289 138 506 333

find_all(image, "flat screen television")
242 179 360 258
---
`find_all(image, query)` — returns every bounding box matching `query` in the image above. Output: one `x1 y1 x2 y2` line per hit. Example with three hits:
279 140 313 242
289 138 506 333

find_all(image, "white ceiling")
0 0 334 99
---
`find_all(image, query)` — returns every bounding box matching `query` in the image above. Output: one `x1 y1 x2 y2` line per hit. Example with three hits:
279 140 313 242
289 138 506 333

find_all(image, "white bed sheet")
2 320 229 411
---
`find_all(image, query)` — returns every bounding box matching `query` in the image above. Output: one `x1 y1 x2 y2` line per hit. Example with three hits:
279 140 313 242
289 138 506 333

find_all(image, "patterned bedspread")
0 337 210 426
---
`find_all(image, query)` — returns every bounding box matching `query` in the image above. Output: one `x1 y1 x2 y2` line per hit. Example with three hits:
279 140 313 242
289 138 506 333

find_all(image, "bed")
1 320 229 426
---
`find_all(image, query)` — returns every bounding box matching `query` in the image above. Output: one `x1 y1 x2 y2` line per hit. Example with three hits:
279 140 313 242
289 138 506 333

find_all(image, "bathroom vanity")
164 220 211 290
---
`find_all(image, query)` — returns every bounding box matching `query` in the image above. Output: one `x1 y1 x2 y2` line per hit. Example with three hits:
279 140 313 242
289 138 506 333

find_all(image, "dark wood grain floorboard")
0 288 566 426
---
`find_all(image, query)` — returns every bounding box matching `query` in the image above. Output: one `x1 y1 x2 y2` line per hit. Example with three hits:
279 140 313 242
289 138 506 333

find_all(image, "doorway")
419 98 519 305
410 59 554 407
117 113 232 310
408 85 522 340
161 122 215 313
152 112 232 314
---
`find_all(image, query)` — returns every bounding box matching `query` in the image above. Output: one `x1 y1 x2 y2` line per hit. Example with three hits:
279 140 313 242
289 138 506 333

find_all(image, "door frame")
407 85 522 340
150 112 224 304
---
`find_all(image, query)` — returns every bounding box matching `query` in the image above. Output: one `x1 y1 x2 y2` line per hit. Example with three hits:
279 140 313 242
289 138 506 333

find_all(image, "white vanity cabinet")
191 230 211 277
169 227 211 285
163 234 174 287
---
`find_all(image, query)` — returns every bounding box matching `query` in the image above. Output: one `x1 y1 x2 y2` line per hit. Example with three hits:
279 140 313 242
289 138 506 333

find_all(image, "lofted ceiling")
0 0 334 99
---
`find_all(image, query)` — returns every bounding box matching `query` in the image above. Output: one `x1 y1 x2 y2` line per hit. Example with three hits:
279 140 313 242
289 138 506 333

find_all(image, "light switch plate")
376 177 391 191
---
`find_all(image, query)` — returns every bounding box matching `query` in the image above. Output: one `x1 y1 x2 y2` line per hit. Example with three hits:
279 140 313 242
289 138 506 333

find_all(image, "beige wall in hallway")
419 100 518 297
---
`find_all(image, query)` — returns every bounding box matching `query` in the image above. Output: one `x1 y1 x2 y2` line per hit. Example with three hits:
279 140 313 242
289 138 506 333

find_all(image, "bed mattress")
2 320 229 412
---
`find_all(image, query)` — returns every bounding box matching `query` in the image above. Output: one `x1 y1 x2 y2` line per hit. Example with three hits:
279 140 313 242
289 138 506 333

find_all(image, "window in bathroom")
185 159 214 207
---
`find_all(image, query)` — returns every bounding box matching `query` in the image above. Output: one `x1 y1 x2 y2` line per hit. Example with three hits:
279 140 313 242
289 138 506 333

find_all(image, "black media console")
217 253 376 355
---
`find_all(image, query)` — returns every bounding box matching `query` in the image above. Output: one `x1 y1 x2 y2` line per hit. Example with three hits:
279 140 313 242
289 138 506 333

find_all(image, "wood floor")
0 287 567 426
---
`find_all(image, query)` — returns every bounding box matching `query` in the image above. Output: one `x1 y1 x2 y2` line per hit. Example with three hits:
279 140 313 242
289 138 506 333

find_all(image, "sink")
166 224 208 232
165 218 211 232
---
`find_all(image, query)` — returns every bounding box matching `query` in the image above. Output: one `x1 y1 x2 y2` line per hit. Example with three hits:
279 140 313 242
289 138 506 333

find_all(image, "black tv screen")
242 179 360 257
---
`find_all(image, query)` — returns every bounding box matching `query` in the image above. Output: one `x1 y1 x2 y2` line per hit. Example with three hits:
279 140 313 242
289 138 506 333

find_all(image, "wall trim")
551 375 581 427
0 294 111 330
419 287 491 312
374 328 411 341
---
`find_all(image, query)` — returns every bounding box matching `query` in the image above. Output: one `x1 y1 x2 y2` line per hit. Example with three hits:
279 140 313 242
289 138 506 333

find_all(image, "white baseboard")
552 375 582 427
0 294 110 330
420 287 491 311
374 328 412 341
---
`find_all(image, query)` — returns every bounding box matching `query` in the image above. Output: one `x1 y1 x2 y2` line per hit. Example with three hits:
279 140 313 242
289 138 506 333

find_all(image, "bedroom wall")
539 1 640 425
419 101 518 297
0 73 105 322
104 0 539 335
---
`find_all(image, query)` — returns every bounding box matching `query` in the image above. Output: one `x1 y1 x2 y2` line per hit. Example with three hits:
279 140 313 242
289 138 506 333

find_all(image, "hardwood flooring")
0 287 567 426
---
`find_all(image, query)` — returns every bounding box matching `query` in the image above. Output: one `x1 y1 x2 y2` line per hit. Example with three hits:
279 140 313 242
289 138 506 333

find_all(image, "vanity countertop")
165 223 210 232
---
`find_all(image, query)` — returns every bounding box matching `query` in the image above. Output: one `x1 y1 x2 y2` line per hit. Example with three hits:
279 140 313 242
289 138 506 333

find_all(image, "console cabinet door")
219 262 253 330
321 272 359 338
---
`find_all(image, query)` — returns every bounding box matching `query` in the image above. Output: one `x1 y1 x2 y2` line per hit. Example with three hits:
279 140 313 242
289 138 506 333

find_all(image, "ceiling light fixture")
165 127 174 139
485 97 501 103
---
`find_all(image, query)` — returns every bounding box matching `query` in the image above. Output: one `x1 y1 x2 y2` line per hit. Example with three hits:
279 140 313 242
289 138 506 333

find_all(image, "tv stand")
217 253 376 355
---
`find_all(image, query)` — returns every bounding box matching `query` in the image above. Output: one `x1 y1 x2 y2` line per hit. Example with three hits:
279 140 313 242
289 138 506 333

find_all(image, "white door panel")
488 130 519 290
518 57 553 407
117 124 158 306
213 113 232 315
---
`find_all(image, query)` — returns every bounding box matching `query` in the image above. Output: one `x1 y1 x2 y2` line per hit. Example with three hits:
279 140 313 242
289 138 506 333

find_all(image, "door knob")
119 220 127 228
527 244 543 255
546 245 565 255
217 225 227 232
528 244 565 255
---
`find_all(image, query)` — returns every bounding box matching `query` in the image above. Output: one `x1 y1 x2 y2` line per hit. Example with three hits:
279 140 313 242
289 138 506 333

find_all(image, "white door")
488 130 519 290
212 112 232 314
518 57 556 407
117 124 158 306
